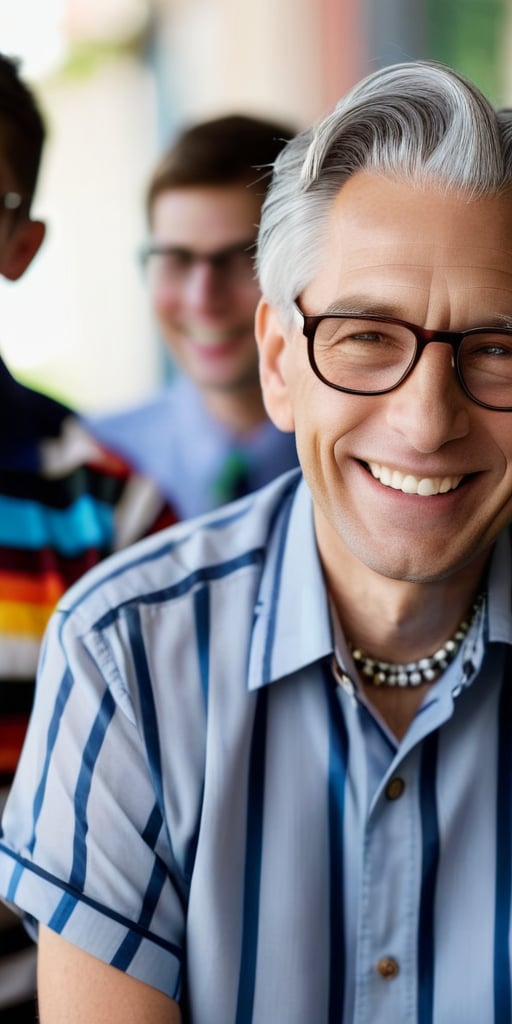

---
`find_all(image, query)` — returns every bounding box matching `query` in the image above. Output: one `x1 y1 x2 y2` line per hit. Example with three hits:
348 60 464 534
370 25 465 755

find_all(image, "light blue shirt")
1 469 512 1023
84 375 298 518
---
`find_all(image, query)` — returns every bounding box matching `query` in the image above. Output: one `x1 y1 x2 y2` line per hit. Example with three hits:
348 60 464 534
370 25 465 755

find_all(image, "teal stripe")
0 493 114 555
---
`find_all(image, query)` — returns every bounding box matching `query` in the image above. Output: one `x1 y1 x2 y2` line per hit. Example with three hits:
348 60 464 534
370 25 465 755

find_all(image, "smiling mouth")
186 325 250 349
366 461 464 496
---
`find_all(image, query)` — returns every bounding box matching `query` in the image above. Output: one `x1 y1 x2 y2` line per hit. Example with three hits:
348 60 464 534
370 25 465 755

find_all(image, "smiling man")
2 61 512 1024
86 115 298 517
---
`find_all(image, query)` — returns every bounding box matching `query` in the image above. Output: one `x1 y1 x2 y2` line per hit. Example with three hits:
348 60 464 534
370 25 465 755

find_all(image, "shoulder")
58 469 303 635
82 384 196 480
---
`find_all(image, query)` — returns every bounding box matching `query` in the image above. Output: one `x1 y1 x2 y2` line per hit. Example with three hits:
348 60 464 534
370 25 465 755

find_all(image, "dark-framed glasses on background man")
139 238 257 287
294 300 512 411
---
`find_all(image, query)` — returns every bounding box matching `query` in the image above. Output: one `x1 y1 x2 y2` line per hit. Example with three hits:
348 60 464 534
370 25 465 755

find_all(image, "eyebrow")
148 237 257 259
320 296 512 330
323 296 407 317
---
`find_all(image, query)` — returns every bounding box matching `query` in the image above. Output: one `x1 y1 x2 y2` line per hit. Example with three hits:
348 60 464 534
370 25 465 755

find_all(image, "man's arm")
37 926 182 1024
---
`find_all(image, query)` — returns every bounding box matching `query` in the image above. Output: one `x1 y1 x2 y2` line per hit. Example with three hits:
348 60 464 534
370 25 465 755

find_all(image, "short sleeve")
0 603 190 1002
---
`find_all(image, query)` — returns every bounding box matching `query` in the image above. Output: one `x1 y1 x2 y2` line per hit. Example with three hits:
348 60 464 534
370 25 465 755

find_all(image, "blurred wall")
0 0 369 411
0 0 509 411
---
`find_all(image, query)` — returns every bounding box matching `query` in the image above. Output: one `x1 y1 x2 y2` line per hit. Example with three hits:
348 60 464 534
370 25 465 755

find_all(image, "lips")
367 461 464 496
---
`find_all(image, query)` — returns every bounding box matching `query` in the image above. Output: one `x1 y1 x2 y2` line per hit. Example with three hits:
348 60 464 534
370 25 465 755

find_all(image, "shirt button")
376 957 400 979
385 777 405 800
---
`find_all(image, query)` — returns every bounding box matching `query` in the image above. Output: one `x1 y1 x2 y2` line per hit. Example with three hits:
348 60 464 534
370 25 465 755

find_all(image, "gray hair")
257 61 512 322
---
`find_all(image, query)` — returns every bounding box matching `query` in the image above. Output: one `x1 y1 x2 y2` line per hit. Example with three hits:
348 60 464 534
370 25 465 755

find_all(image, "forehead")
150 184 262 248
304 171 512 322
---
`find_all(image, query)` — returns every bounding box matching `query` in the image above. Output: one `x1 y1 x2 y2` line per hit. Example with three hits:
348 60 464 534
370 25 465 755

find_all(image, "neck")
318 523 489 666
203 384 267 435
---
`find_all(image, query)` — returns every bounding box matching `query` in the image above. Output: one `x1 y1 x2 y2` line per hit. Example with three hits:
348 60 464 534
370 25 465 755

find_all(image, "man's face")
258 171 512 584
147 184 263 396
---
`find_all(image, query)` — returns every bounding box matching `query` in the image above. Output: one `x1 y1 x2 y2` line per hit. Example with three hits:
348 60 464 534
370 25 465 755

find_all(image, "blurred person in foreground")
4 60 512 1023
0 54 174 1022
86 114 298 516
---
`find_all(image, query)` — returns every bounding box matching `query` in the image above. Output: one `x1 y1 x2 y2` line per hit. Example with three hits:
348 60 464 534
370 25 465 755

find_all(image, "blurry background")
0 0 508 411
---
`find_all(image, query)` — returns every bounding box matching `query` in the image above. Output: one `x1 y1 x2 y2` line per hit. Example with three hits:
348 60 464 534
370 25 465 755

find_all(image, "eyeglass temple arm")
292 301 305 329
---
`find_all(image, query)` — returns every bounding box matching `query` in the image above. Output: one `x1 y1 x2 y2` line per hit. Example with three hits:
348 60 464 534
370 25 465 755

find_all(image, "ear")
255 296 295 432
0 218 45 280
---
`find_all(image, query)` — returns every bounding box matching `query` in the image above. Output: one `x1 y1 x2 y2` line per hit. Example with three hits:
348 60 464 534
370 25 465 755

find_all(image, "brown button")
376 957 400 979
385 777 405 801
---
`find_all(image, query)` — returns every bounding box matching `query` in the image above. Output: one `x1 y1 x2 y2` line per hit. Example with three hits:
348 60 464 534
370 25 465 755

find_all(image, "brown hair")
0 54 45 207
146 113 294 224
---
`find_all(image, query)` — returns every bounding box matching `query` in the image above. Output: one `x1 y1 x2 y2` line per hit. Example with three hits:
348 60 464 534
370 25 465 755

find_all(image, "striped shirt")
1 468 512 1023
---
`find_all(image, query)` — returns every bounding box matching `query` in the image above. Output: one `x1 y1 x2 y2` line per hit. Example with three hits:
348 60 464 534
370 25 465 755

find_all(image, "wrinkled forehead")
303 172 512 321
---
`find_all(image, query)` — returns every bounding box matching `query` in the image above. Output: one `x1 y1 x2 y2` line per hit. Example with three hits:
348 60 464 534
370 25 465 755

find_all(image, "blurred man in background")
86 114 298 517
0 53 173 1021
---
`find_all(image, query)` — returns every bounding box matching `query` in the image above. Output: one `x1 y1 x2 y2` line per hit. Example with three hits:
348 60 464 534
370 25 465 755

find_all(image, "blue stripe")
494 645 512 1023
47 688 117 931
235 689 268 1024
112 856 168 971
64 499 259 614
324 662 348 1023
142 801 164 847
125 605 188 907
49 890 77 932
28 667 75 856
69 689 116 890
417 732 439 1024
261 477 298 681
0 493 114 555
0 842 182 958
95 549 264 631
194 586 210 710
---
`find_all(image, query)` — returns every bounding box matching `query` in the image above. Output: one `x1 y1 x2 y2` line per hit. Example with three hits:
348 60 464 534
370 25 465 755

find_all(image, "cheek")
292 390 380 478
234 282 262 320
151 281 180 319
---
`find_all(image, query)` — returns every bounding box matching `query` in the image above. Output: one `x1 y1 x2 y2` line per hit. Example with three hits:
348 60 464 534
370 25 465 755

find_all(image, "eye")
162 249 193 272
317 318 411 351
346 330 388 342
463 333 512 359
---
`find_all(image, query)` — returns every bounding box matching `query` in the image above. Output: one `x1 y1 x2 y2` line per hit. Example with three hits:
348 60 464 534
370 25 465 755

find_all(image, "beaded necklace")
347 594 484 687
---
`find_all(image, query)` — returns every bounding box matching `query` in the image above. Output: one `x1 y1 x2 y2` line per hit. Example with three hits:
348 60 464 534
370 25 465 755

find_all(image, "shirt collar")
486 527 512 644
247 480 512 692
247 477 332 690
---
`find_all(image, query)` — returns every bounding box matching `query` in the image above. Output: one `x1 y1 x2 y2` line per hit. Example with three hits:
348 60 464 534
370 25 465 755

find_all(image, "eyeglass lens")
311 316 512 409
143 242 256 286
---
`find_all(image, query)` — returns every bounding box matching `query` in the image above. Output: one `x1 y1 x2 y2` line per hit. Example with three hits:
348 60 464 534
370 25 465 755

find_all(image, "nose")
384 342 471 452
181 259 228 313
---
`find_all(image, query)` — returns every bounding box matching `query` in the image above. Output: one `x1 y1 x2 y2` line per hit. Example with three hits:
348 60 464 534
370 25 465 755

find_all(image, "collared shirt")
0 469 511 1024
84 373 299 518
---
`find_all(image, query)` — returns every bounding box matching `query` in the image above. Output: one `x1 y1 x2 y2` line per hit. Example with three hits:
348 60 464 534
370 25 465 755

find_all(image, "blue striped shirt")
1 468 512 1023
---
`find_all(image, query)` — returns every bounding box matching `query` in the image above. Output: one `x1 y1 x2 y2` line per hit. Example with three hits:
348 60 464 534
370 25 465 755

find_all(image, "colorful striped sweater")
0 358 175 1013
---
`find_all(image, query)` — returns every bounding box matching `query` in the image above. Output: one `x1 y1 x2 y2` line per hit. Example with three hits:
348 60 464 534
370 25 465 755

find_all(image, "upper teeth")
189 328 237 346
368 463 463 496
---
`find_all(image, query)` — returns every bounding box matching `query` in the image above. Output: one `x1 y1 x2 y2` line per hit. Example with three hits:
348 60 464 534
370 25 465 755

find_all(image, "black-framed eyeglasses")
293 300 512 412
139 238 257 283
